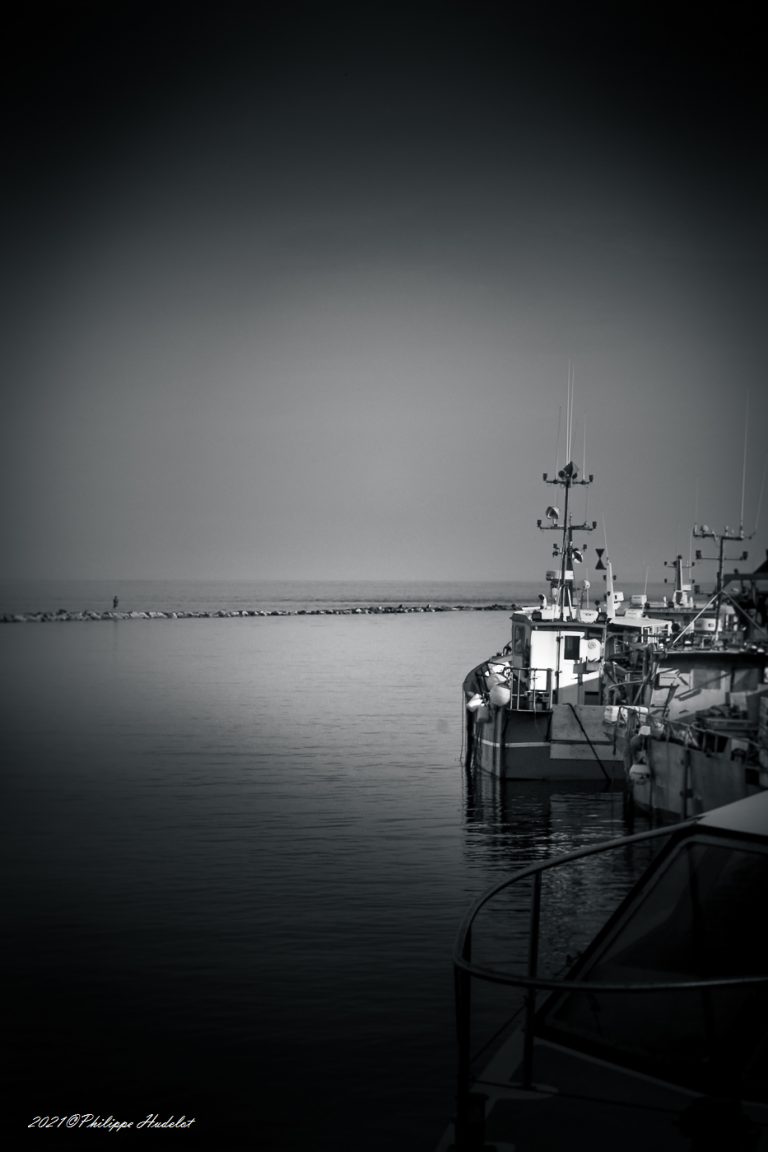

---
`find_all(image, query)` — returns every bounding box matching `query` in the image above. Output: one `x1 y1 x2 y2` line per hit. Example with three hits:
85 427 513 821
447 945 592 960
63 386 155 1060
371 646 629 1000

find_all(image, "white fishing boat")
437 791 768 1151
463 458 670 781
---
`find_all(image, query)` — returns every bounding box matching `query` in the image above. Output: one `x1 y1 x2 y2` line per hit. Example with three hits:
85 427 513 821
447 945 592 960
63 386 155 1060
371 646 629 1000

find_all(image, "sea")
1 579 663 1150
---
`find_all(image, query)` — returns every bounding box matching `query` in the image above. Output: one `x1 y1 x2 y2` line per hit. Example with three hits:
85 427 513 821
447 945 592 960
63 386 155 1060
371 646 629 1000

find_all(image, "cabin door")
558 632 584 704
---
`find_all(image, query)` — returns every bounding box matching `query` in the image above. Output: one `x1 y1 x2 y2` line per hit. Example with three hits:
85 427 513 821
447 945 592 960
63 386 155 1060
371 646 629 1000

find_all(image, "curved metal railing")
451 820 768 1149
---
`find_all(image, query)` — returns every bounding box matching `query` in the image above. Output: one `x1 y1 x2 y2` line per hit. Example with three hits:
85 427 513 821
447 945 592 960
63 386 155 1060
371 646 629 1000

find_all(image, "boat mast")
691 394 756 641
596 549 618 619
539 461 597 619
662 553 693 608
693 523 750 642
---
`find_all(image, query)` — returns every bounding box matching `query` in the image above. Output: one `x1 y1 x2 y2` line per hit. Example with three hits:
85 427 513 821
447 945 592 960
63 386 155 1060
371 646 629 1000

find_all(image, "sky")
3 1 767 584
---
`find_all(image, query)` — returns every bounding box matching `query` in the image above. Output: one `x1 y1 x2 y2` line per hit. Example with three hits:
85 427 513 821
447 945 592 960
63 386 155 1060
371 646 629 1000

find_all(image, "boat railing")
451 822 768 1151
605 666 650 703
618 701 760 755
504 666 553 711
654 715 761 758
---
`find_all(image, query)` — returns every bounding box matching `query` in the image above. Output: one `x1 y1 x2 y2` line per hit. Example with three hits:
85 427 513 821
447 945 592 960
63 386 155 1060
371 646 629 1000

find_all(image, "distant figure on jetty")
113 595 119 610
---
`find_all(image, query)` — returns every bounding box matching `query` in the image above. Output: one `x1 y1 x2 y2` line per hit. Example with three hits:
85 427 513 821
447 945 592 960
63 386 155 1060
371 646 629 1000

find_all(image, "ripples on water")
1 612 653 1150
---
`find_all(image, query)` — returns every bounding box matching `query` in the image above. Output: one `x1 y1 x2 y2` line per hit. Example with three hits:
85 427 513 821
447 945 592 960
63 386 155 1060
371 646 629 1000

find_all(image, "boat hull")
469 703 624 781
629 738 765 820
437 1032 768 1152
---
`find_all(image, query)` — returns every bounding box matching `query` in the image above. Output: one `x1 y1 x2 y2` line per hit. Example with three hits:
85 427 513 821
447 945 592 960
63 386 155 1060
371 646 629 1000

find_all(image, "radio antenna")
754 454 767 536
740 392 749 533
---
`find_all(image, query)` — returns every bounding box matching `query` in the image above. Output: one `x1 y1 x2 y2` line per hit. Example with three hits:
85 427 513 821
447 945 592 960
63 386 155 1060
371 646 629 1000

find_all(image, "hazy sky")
3 2 767 583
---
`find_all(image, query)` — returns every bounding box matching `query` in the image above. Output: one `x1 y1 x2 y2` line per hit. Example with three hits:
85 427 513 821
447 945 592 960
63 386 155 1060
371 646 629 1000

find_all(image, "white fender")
489 683 511 707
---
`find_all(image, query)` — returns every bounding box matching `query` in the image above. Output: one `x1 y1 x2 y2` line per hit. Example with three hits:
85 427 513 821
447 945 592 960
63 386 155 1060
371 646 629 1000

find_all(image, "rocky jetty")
1 604 518 623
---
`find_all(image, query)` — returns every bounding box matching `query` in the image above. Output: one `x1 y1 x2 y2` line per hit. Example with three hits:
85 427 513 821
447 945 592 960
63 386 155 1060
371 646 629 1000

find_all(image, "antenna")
740 392 749 534
754 455 767 536
564 364 570 463
582 421 588 521
566 362 575 461
554 405 562 476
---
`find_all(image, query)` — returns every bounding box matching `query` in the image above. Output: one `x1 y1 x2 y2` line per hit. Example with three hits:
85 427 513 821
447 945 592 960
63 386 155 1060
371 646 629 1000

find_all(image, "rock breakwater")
2 604 518 623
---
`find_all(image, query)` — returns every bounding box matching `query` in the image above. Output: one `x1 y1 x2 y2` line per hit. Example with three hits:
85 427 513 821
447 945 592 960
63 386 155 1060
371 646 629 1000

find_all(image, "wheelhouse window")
563 635 580 661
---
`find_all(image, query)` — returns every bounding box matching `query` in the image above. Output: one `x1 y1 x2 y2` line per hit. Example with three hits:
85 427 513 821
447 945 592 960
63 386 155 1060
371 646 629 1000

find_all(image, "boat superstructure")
620 545 768 820
637 552 712 630
438 792 768 1151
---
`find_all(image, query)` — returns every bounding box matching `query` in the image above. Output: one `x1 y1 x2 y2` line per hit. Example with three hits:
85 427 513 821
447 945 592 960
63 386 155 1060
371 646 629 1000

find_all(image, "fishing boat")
621 548 768 820
463 459 670 781
438 791 768 1151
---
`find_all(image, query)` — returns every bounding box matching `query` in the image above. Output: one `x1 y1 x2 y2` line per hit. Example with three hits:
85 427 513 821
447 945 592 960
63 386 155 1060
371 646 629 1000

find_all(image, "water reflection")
462 770 643 864
460 769 660 971
458 769 663 1062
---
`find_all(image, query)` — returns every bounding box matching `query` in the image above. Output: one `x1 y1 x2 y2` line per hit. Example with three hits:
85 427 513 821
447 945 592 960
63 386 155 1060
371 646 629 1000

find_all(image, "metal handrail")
660 721 761 758
500 665 553 710
451 821 768 1149
453 821 768 990
618 704 763 756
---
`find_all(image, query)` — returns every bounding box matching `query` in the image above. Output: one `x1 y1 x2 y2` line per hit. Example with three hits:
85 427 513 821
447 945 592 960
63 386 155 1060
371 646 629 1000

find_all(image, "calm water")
2 590 655 1150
